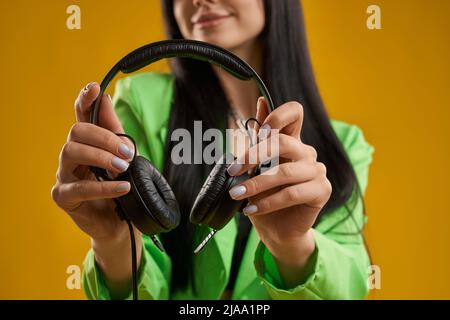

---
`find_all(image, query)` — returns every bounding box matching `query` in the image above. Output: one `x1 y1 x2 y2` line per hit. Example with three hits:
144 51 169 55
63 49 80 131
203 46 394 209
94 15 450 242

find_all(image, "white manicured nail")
112 157 129 172
258 124 271 140
116 182 131 193
243 204 258 215
227 162 243 176
119 143 134 159
229 185 247 198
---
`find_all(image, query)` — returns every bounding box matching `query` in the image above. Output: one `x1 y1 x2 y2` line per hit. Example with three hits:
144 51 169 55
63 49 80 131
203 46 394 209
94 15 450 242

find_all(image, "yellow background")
0 0 449 299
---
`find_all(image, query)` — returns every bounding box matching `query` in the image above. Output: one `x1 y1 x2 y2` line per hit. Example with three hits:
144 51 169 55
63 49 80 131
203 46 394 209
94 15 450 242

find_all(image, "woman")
52 0 374 300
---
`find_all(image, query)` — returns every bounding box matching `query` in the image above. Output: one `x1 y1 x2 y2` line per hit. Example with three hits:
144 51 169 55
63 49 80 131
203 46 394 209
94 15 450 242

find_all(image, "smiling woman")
51 0 373 300
174 0 266 51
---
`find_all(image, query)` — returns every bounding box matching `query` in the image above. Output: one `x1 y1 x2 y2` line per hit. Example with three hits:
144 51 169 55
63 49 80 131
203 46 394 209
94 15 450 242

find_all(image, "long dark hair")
159 0 360 293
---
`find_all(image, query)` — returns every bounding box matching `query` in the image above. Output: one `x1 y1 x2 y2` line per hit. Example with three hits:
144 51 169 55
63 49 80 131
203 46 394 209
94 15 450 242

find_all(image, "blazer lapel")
231 226 262 299
192 217 237 299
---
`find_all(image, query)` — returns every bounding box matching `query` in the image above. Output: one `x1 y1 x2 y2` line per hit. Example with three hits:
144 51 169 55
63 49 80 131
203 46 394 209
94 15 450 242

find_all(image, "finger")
242 178 332 216
68 122 134 160
59 141 131 181
227 134 317 176
74 82 100 122
255 97 269 130
98 93 124 134
228 161 324 200
258 101 304 140
52 180 131 211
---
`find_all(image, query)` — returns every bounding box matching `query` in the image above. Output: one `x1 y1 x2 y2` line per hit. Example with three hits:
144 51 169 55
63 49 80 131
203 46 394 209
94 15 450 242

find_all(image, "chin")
190 32 243 51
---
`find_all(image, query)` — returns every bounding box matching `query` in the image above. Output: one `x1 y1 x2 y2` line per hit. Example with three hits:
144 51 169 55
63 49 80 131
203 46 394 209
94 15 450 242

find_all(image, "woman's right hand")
52 82 142 298
51 82 136 242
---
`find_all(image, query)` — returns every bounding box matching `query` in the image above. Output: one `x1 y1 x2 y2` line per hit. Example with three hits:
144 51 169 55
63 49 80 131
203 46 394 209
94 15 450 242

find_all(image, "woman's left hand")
227 98 332 284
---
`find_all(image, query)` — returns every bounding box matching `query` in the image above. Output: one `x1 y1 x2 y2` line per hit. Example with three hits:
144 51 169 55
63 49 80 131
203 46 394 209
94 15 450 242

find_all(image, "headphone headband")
90 39 274 125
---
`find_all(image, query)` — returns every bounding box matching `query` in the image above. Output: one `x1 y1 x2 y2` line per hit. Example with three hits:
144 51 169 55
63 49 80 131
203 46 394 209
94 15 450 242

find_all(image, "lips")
192 12 232 29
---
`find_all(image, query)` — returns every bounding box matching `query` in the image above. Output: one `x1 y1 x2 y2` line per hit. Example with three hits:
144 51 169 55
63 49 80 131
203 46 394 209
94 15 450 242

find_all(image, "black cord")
244 117 261 147
126 219 138 300
244 117 261 130
90 132 139 299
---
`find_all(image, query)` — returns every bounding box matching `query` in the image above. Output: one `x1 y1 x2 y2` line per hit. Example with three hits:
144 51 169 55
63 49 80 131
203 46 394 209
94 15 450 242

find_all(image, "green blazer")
82 72 374 300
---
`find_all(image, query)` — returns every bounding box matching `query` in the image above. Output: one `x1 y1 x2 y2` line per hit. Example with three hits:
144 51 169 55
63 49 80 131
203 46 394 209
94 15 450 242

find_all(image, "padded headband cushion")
190 160 230 225
91 40 274 125
119 40 254 80
130 156 180 230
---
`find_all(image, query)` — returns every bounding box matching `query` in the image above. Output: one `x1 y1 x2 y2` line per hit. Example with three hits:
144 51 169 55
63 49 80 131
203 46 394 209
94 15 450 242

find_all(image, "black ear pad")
190 161 229 224
115 156 180 236
190 155 250 230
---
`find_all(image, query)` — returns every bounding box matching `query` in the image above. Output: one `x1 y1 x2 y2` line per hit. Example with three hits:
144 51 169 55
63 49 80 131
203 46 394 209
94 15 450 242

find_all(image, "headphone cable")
125 219 138 300
93 173 138 300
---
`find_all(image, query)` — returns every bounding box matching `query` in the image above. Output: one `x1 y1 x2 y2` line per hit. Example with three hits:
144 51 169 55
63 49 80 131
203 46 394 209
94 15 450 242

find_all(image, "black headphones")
89 39 274 262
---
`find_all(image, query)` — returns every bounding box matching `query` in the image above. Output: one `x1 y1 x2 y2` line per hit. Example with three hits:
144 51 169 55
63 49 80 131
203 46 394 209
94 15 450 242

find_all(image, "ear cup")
190 161 229 225
190 154 250 230
116 156 180 235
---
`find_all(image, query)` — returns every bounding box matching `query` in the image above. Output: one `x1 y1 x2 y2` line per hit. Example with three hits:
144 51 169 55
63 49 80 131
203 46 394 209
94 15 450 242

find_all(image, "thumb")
98 94 124 134
98 94 135 158
256 97 269 131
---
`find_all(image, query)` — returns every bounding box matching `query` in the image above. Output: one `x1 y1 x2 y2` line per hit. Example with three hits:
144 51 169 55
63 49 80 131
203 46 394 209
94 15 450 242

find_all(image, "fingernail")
258 124 271 140
112 157 129 172
256 97 262 109
83 82 94 94
119 143 134 159
229 185 247 198
243 204 258 215
108 94 112 101
227 162 243 176
116 182 131 193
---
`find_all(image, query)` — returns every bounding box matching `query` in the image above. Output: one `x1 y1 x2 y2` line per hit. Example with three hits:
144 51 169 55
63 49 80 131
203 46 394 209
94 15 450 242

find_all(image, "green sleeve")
254 123 375 300
82 236 171 300
82 76 172 300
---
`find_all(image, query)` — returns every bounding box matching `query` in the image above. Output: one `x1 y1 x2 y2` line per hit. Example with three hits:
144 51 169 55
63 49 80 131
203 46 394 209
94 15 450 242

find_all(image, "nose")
192 0 218 8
